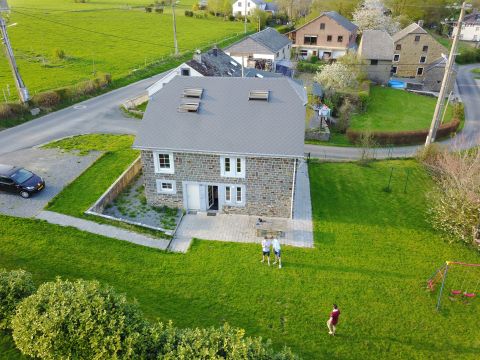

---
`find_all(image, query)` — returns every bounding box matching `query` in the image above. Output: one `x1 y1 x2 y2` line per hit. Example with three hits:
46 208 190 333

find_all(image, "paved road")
0 65 479 159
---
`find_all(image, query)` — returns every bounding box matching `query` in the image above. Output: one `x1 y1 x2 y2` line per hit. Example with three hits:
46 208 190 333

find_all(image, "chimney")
418 19 424 28
212 44 218 57
193 49 202 63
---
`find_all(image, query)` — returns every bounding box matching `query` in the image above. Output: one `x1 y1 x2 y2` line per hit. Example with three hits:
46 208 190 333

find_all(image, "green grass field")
350 86 453 132
1 135 479 358
0 0 248 100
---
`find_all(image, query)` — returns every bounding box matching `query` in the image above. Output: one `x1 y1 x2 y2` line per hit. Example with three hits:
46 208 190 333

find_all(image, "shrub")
155 8 163 14
52 48 66 60
456 47 480 64
12 278 148 360
296 61 324 73
0 103 28 120
32 91 61 109
452 102 465 122
229 14 235 21
184 10 194 17
346 119 460 145
0 269 36 330
145 6 152 12
337 98 355 133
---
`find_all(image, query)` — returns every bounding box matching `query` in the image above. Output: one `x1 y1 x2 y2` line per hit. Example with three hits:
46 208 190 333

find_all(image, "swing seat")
463 292 476 298
450 290 462 295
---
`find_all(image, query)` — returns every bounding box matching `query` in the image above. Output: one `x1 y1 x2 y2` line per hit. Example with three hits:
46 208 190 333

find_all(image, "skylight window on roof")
249 90 269 101
178 102 200 113
255 73 264 78
183 88 204 98
230 60 238 67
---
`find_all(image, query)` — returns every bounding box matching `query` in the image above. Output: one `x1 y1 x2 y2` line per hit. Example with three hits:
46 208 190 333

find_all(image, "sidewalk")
36 211 170 250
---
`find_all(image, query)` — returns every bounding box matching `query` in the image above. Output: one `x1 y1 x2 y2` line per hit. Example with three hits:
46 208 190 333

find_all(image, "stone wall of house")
422 66 451 93
393 33 446 78
365 60 392 85
140 151 295 218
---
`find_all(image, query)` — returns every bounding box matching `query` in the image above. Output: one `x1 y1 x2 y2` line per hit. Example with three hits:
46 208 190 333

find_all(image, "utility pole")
425 2 470 146
0 0 30 103
244 0 247 34
172 1 179 55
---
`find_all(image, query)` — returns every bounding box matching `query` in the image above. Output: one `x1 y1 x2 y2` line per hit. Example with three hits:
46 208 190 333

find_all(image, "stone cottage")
133 76 306 218
358 30 394 85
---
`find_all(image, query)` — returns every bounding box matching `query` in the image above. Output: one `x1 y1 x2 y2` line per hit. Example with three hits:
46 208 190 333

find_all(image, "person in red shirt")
327 304 340 335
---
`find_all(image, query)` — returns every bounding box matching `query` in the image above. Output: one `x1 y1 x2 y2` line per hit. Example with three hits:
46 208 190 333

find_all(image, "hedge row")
346 118 460 146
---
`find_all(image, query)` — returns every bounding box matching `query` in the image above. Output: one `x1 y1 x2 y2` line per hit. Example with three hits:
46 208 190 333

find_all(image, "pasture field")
1 136 479 359
0 0 248 100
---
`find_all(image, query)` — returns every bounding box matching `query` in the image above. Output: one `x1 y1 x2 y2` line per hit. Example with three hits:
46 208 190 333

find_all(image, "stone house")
391 22 447 78
224 27 292 71
133 76 306 218
232 0 277 16
453 10 480 42
147 47 280 97
422 57 456 93
286 11 358 60
358 30 394 85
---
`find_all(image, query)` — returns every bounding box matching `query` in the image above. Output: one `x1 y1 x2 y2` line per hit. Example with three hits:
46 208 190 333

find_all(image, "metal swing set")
427 261 480 310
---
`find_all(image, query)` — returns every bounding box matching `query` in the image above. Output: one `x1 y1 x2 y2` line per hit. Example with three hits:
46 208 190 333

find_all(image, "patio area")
170 160 313 253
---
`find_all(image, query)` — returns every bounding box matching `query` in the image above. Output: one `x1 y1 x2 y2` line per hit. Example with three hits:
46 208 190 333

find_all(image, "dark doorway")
208 185 219 211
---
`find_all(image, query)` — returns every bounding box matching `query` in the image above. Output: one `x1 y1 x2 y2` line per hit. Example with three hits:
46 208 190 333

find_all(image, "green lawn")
1 152 479 358
350 86 453 132
1 0 249 100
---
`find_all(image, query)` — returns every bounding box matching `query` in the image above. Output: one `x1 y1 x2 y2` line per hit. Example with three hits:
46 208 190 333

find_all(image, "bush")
12 278 148 360
452 102 465 122
337 98 355 133
184 10 194 17
0 103 28 121
155 8 163 14
296 60 324 73
456 47 480 64
346 119 461 145
229 14 235 21
0 269 36 330
147 321 299 359
145 6 152 12
52 48 65 60
32 91 61 109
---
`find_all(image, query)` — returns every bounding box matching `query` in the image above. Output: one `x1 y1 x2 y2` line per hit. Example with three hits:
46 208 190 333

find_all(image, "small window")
337 36 343 42
236 187 242 203
396 44 401 51
300 50 308 57
154 152 174 174
417 67 424 75
225 157 231 172
414 35 420 42
156 179 176 194
303 35 317 45
391 66 397 74
181 68 190 76
238 2 242 7
236 158 242 173
225 186 231 202
420 56 426 64
422 45 429 52
327 35 332 42
276 52 279 57
393 54 400 62
320 23 325 30
370 59 378 65
221 156 245 178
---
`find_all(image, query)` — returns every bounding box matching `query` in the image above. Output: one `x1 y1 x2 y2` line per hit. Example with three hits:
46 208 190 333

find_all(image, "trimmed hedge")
346 119 460 145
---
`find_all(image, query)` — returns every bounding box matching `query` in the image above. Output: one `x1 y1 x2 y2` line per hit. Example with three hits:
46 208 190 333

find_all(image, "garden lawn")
350 86 453 132
1 155 479 359
0 0 248 100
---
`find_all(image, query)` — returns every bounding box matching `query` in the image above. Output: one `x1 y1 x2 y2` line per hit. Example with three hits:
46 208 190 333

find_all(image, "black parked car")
0 164 45 198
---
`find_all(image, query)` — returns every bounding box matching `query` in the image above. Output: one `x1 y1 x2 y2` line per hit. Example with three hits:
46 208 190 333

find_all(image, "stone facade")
363 60 392 85
393 33 446 78
141 151 296 218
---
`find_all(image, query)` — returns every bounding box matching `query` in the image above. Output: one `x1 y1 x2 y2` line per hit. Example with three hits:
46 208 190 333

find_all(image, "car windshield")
11 169 34 184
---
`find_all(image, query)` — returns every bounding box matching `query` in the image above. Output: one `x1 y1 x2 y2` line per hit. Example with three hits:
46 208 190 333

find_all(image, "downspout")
290 158 297 219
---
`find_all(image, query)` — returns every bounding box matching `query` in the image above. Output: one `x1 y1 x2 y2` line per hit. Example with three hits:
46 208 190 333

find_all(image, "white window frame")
224 185 245 206
235 186 243 204
225 185 232 202
153 152 175 174
417 67 424 76
156 179 176 194
220 156 245 178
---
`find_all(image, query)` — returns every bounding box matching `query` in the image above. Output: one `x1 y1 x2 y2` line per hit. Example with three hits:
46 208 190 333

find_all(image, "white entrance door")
186 184 201 210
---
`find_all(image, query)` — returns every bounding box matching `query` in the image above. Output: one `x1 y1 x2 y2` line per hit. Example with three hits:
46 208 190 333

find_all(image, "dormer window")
249 90 269 101
181 68 190 76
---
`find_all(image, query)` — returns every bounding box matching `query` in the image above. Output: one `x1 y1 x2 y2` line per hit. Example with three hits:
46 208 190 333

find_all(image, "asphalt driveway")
0 148 100 218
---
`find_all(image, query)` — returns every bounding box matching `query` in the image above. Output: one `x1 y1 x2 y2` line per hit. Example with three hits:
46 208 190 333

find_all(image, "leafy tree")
314 53 366 92
0 269 35 330
250 9 270 30
353 0 399 34
11 278 148 360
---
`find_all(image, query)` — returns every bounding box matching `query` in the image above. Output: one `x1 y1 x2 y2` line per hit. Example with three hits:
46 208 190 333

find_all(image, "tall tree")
353 0 400 34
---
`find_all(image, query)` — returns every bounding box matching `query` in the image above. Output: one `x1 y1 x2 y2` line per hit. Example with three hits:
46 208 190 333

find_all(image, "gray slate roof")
359 30 394 60
134 77 306 158
233 27 291 53
186 48 243 77
392 23 427 42
464 11 480 24
324 11 358 32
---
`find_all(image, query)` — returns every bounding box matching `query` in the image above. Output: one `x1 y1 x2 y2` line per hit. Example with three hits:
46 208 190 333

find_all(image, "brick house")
358 30 394 85
133 76 306 218
287 11 358 60
224 27 292 71
391 22 447 79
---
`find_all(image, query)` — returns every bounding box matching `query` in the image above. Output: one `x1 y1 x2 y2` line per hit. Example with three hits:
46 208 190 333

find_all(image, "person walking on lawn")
327 304 340 336
261 236 271 266
272 236 282 269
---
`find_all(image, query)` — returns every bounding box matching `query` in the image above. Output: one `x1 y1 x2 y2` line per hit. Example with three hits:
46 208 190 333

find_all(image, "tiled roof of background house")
359 30 394 60
186 48 243 77
248 27 292 52
324 11 358 32
392 23 428 42
134 76 306 158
